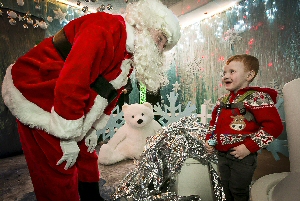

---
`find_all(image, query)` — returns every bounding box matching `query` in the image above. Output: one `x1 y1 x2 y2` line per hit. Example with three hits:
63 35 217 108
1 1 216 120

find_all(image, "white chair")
251 78 300 201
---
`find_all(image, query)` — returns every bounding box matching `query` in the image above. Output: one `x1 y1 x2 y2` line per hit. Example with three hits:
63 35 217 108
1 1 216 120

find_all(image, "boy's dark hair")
226 54 259 81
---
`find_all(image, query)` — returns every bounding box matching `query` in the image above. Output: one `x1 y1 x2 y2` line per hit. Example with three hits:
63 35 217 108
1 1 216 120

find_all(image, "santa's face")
133 29 169 93
149 29 168 53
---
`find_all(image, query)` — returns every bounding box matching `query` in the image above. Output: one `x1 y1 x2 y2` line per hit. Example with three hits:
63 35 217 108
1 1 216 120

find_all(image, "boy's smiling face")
222 61 254 93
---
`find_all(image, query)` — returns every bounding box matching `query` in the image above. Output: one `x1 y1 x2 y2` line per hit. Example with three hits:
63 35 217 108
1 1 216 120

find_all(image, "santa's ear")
122 104 129 111
143 102 153 109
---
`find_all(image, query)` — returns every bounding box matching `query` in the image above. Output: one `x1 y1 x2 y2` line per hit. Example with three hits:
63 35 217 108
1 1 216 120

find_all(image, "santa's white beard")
133 30 169 93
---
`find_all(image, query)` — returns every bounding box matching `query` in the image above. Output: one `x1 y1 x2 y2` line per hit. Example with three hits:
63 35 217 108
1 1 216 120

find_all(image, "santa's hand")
57 140 80 170
85 128 98 153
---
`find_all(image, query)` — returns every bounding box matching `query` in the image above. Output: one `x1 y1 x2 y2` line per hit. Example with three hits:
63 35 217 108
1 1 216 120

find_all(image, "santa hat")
125 0 181 51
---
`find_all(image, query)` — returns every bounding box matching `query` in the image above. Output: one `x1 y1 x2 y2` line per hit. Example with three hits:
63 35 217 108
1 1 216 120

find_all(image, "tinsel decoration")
111 115 225 201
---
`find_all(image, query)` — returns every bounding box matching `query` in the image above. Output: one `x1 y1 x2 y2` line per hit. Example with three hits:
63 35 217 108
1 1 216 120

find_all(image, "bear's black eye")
132 115 134 118
142 113 144 116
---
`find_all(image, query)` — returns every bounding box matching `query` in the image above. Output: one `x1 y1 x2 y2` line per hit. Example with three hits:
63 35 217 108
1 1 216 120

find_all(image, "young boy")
205 54 283 201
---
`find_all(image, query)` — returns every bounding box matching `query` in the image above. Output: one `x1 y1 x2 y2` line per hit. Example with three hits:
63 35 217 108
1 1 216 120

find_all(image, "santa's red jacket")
206 87 283 153
2 12 134 141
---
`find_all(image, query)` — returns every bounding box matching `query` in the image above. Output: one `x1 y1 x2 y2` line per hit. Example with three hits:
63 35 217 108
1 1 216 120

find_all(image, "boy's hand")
205 140 215 154
230 144 250 159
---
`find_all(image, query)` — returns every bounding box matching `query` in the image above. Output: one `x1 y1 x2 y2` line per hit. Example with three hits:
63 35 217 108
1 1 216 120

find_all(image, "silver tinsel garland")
111 115 225 201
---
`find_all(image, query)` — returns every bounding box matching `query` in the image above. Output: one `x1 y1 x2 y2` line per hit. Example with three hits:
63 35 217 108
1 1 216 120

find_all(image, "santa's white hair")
125 0 181 93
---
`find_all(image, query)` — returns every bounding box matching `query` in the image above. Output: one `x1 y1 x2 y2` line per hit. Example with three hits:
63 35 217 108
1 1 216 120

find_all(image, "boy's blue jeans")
217 150 257 201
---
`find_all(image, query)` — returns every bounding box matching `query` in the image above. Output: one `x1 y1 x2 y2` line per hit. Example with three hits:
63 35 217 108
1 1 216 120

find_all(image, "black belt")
52 29 118 104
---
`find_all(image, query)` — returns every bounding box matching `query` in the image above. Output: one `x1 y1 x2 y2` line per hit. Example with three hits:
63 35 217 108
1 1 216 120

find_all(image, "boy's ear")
246 70 255 81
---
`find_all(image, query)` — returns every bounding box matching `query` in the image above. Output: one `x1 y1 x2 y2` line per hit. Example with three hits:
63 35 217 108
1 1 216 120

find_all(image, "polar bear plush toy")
98 102 162 165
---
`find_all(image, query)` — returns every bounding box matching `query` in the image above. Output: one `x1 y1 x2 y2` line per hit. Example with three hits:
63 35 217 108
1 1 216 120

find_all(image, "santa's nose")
137 119 143 124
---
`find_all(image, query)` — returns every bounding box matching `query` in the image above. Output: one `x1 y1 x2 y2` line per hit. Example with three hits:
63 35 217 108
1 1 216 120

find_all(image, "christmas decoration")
82 6 88 13
106 4 113 11
53 8 67 24
17 0 24 6
36 19 47 29
9 18 16 25
97 106 125 141
7 10 17 18
223 28 242 45
97 4 106 12
266 139 289 161
47 16 53 22
153 91 197 126
172 81 181 93
111 115 224 201
203 99 214 111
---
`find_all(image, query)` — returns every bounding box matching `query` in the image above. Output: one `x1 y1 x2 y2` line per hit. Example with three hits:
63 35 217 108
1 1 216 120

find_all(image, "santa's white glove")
57 140 80 170
85 128 98 153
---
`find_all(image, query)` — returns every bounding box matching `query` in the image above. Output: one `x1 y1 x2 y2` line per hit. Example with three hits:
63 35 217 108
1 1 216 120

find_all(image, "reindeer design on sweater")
230 115 246 131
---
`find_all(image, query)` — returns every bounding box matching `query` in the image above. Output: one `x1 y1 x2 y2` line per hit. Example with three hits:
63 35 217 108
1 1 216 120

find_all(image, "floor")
0 148 290 201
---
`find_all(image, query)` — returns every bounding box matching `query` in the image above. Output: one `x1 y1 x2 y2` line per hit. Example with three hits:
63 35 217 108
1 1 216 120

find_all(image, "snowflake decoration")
172 81 181 93
269 79 283 97
53 8 68 24
203 99 215 111
97 92 197 140
97 106 125 141
224 28 242 44
266 139 289 161
275 97 285 121
18 14 23 21
153 91 197 126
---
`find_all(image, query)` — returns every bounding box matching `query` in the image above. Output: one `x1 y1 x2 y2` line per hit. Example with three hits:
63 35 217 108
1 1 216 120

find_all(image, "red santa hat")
125 0 181 51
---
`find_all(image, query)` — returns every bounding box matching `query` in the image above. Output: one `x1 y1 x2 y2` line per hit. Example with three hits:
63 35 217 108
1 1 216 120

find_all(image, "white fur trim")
92 114 110 130
2 64 52 131
110 59 132 89
125 21 135 53
75 96 108 141
48 107 83 139
2 64 109 141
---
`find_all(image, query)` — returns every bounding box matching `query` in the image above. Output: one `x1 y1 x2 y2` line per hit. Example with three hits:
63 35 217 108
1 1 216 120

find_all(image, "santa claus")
1 0 181 200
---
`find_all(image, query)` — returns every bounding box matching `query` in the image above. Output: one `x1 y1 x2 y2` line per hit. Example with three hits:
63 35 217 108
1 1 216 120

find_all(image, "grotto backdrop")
0 0 299 158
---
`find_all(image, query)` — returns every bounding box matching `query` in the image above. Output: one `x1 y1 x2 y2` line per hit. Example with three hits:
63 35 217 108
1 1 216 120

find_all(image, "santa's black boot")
78 181 104 201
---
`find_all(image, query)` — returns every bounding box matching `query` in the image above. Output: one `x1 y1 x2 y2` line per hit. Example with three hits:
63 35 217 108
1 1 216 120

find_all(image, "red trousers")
17 121 100 201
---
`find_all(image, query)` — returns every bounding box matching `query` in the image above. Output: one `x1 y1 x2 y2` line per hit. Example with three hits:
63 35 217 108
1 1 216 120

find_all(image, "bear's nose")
137 119 143 124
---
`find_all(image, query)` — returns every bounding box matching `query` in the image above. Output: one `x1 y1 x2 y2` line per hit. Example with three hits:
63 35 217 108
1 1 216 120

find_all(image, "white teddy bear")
98 102 162 165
